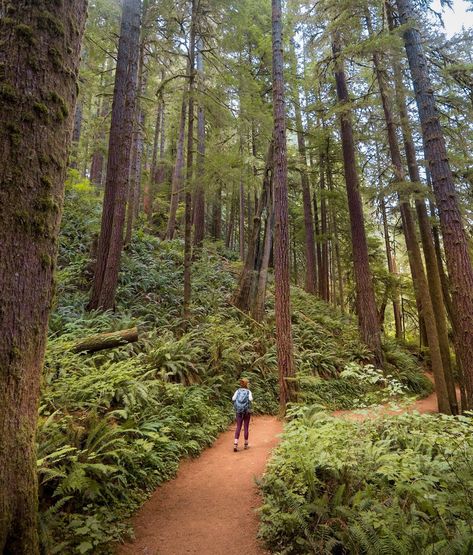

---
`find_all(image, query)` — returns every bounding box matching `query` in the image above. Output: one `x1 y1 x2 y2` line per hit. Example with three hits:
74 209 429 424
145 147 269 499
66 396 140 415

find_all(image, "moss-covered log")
72 327 139 353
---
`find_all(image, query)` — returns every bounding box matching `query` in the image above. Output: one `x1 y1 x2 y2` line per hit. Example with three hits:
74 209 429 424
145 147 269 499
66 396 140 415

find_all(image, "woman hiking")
232 378 253 452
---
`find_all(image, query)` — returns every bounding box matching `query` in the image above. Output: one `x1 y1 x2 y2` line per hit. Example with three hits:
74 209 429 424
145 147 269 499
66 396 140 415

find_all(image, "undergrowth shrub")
38 179 430 552
259 411 473 554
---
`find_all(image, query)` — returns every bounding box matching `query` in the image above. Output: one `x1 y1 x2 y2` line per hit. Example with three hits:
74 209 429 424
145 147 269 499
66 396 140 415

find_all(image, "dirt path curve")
333 376 461 421
117 415 282 555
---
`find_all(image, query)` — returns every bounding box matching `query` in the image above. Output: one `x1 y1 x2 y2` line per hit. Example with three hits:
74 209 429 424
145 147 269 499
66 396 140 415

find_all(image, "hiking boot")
244 443 249 450
233 445 238 452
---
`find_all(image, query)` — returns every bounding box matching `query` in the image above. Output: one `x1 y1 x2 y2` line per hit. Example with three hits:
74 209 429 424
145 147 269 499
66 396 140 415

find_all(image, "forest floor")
117 415 283 555
117 380 458 555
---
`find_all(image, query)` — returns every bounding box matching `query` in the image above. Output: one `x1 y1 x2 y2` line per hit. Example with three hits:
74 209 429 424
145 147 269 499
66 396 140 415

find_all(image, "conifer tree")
396 0 473 409
88 0 141 310
0 2 87 552
272 0 297 410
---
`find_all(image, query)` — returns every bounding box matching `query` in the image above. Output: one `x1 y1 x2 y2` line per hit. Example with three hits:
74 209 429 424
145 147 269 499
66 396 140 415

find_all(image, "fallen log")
72 327 139 354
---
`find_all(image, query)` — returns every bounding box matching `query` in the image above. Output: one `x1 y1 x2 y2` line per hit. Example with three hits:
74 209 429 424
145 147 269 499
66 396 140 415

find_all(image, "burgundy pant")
235 412 251 442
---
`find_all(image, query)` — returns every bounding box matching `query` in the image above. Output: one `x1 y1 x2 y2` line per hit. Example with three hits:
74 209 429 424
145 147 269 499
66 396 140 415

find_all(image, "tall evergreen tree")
332 34 384 366
88 0 141 310
272 0 297 411
0 2 87 552
395 0 473 409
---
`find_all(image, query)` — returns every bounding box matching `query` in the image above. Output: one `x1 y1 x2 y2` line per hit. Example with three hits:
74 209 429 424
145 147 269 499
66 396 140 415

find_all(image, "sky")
432 0 473 36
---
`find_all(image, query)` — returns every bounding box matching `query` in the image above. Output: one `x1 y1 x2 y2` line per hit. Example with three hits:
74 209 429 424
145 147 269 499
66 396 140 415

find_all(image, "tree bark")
232 143 273 312
0 2 87 552
193 39 206 249
291 55 317 294
396 0 473 409
272 0 297 411
88 0 141 310
145 98 162 221
166 93 187 240
183 0 197 320
252 200 274 322
332 35 384 367
380 194 403 338
239 157 245 261
319 136 330 301
69 100 83 169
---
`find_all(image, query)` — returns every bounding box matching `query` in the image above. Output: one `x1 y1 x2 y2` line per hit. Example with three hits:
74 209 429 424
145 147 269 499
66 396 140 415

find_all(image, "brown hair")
240 378 249 388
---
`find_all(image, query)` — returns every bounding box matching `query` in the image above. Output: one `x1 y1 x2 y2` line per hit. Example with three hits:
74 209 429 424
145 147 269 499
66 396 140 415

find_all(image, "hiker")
232 377 253 452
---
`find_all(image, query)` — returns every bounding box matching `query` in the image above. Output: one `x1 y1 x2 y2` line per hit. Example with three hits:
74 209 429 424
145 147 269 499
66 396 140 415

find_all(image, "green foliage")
39 181 429 552
259 412 473 554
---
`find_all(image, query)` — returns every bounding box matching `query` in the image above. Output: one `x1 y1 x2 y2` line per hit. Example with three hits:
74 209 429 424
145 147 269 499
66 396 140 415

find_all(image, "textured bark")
156 80 166 187
319 138 330 301
70 101 83 168
145 98 162 221
293 81 316 294
0 2 87 553
232 143 273 312
272 0 296 411
72 328 139 353
312 155 322 292
90 74 109 187
380 195 403 338
225 191 236 248
396 0 473 409
401 203 451 413
183 0 197 320
252 204 274 322
193 40 205 249
332 36 384 366
211 185 222 240
125 39 147 246
88 0 141 310
166 93 187 240
239 162 245 261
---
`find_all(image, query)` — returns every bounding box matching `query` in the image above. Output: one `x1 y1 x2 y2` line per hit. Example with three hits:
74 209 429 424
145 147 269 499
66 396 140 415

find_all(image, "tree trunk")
332 35 384 366
212 185 222 240
156 77 166 187
166 93 187 240
272 0 297 411
90 69 109 188
0 3 87 553
319 137 330 301
193 39 206 249
225 190 236 248
69 100 83 168
292 77 317 294
380 194 403 338
232 143 273 312
183 0 197 320
239 163 245 261
72 328 139 354
145 98 162 221
384 18 458 412
396 0 473 410
367 12 450 411
88 0 141 310
252 201 274 322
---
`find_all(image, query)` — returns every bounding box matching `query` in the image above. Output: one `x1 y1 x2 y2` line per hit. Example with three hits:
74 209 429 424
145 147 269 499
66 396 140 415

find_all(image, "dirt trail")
117 415 282 555
333 377 461 422
117 377 458 555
